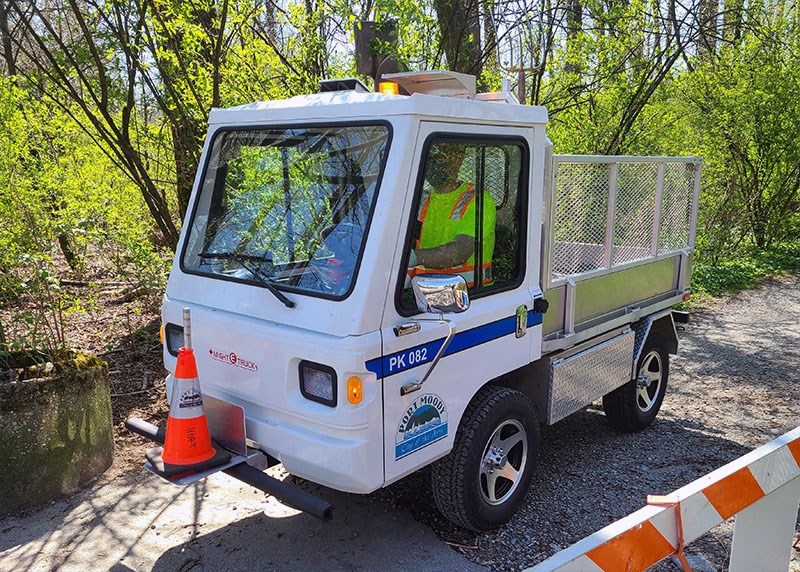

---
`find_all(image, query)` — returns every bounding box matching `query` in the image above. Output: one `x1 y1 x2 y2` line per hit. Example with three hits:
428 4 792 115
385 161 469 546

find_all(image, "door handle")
394 322 421 337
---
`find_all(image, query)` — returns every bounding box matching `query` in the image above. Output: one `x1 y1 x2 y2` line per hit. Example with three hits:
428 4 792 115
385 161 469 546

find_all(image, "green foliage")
543 0 681 155
692 241 800 296
0 79 67 357
542 0 800 283
682 19 800 252
1 0 798 360
0 77 167 357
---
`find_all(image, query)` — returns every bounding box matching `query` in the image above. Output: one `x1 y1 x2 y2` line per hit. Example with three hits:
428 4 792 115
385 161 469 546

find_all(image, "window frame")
483 144 515 210
394 132 530 317
178 120 394 302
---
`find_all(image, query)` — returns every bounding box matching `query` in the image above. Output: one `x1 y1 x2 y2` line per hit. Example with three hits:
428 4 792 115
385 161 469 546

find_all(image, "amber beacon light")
378 81 400 95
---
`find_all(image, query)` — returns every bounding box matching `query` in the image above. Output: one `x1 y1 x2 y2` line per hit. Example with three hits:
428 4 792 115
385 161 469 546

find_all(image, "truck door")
378 121 543 484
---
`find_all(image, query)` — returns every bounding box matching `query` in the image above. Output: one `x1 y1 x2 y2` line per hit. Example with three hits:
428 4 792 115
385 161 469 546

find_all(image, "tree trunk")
57 234 77 270
433 0 483 77
530 0 555 105
651 0 661 56
152 0 219 220
480 0 498 86
565 0 582 74
722 0 744 43
0 0 16 75
697 0 718 60
301 0 325 84
171 117 203 219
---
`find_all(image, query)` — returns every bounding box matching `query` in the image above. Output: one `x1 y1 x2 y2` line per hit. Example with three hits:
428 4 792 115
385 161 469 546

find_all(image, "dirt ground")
2 272 799 571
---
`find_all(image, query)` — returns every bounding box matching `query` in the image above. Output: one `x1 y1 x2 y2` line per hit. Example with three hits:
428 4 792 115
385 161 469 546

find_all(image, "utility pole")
497 21 537 104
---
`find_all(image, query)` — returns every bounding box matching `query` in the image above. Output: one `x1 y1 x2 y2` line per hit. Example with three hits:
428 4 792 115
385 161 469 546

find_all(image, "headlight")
299 361 337 407
164 324 184 356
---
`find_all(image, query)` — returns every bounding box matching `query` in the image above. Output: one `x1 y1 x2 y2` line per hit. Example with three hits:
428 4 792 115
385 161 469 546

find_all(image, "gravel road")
381 272 800 571
1 273 798 571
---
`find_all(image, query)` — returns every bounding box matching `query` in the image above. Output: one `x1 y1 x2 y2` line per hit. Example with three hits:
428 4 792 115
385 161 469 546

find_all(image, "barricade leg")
729 476 800 572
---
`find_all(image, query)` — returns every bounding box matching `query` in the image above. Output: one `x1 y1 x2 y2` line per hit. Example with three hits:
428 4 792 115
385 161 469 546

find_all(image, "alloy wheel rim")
636 350 663 413
479 419 528 506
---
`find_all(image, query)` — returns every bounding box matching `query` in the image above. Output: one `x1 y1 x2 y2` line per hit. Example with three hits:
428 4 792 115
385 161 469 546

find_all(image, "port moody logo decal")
395 393 448 460
208 348 259 372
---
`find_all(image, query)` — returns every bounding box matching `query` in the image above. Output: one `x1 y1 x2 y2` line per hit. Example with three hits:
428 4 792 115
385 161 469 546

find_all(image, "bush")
692 241 800 296
0 78 169 357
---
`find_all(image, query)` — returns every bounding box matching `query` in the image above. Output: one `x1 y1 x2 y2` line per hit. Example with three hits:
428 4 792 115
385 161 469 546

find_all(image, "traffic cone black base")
146 442 231 478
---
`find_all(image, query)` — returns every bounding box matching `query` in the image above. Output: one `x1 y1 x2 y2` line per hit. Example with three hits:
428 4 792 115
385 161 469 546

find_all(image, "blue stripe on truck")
365 309 543 378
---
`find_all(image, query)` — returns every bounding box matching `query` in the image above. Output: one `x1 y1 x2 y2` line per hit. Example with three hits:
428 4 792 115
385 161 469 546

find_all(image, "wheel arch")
430 383 540 531
485 360 550 425
632 311 678 379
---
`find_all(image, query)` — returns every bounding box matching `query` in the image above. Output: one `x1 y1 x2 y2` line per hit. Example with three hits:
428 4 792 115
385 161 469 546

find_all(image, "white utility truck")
128 71 700 531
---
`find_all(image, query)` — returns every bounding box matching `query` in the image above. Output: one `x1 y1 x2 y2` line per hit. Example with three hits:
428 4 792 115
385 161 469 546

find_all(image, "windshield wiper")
199 251 273 263
198 251 295 308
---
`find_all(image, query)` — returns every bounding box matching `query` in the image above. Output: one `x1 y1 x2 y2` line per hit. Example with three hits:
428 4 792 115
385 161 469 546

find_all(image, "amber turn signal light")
347 376 363 404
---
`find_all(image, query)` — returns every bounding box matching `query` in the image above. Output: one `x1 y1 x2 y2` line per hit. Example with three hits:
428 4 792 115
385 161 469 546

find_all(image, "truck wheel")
603 334 669 432
431 385 538 531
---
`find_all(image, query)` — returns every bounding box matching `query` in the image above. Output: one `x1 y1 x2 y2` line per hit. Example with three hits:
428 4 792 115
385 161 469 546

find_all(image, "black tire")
431 385 539 531
603 334 669 432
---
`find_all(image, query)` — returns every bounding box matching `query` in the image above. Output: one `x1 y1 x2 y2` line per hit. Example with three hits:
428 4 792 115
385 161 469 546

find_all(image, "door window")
398 137 527 313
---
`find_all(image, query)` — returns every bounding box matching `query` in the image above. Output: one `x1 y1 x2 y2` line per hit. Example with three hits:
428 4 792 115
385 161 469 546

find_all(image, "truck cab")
158 71 699 531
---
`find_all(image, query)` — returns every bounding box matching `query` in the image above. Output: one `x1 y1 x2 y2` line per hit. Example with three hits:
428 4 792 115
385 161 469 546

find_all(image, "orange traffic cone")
161 346 216 465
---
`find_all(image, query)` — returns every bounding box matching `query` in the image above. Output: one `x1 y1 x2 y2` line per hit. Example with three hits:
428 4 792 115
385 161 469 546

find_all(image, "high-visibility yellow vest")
414 182 496 286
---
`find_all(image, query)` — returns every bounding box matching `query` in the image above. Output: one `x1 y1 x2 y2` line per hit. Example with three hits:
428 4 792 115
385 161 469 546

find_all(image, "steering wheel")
308 222 360 291
305 256 351 294
319 222 360 253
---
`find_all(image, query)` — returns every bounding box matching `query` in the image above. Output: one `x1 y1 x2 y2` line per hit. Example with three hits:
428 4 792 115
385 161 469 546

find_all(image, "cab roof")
208 91 549 127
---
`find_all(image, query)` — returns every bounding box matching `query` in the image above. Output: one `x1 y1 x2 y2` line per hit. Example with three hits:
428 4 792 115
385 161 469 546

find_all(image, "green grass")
691 240 800 297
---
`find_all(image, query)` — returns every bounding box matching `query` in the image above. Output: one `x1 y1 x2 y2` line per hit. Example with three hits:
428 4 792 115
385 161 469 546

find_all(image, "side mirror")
411 274 470 315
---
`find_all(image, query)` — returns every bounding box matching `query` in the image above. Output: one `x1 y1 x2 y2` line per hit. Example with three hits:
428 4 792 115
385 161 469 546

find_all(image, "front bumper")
166 375 384 494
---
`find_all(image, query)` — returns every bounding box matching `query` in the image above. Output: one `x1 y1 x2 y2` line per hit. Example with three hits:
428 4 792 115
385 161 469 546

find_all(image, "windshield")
182 124 391 299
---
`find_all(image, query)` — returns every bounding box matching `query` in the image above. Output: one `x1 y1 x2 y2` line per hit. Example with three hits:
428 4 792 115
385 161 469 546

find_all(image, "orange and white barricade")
528 425 800 572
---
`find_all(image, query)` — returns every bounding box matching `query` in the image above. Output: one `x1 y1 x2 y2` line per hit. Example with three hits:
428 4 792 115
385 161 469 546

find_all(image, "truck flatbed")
542 155 699 353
